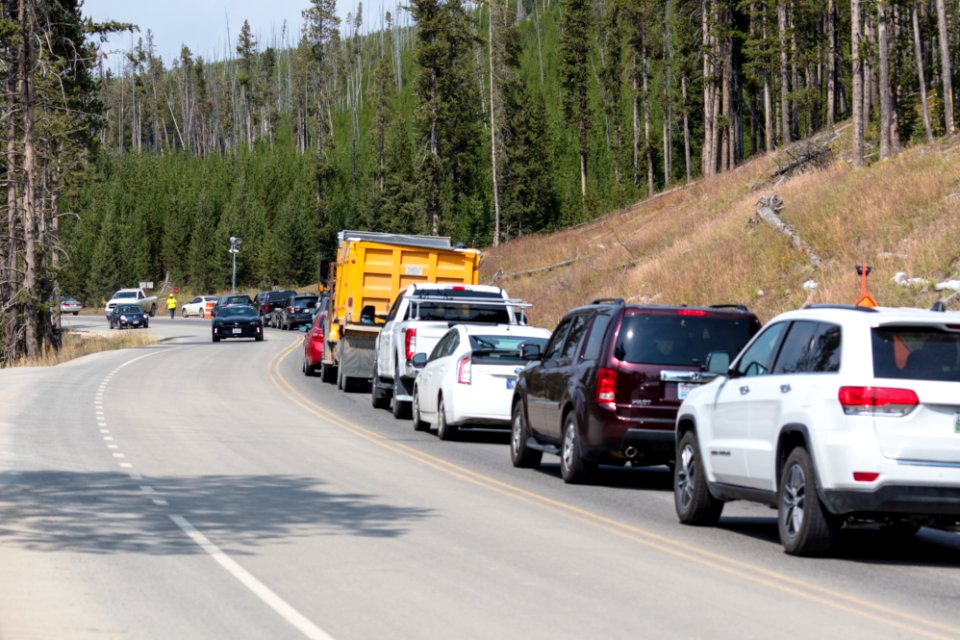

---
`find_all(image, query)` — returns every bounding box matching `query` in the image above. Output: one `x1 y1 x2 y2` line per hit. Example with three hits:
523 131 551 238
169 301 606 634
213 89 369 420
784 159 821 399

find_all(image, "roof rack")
709 304 750 312
803 304 879 313
411 296 531 308
590 297 625 306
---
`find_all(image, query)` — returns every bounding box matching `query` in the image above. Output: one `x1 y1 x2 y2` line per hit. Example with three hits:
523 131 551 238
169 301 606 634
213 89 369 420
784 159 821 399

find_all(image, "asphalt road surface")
1 316 959 639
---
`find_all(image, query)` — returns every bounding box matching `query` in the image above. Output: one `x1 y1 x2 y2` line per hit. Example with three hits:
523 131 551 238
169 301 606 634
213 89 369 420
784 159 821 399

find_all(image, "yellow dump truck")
320 230 481 390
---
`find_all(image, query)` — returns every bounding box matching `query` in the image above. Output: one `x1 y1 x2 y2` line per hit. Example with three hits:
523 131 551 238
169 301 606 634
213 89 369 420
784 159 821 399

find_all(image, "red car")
302 311 327 376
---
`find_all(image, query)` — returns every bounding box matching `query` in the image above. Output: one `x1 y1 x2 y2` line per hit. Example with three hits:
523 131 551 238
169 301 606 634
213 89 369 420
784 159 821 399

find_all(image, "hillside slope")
481 134 960 327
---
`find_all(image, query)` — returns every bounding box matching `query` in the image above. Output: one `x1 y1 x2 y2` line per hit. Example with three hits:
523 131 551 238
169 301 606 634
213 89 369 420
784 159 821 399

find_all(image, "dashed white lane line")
169 515 335 640
112 453 125 458
140 486 155 494
119 462 133 469
103 436 114 441
152 499 168 507
99 429 109 434
107 444 119 449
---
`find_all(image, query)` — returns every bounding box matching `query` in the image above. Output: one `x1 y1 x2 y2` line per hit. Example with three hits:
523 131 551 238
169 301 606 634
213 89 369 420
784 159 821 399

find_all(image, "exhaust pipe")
624 446 638 459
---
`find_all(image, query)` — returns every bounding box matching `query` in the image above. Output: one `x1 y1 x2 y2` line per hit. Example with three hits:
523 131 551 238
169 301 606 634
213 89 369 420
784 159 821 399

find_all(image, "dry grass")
482 133 960 328
14 330 155 368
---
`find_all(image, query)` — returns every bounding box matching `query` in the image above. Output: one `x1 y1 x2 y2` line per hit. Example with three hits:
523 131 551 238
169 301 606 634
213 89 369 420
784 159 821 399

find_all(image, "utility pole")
229 236 242 293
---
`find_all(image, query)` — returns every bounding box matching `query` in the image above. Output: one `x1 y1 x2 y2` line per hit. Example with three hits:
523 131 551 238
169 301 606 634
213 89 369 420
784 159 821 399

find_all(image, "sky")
82 0 382 70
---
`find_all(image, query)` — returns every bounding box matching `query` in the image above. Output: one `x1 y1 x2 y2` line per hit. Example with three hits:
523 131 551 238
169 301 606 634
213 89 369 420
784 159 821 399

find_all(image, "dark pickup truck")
278 294 319 330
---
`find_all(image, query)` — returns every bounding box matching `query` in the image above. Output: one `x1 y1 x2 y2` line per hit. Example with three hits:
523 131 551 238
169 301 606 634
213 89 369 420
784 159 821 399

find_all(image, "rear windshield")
409 302 509 324
615 313 759 367
293 296 318 308
469 335 548 364
224 295 252 305
269 290 295 302
872 326 960 382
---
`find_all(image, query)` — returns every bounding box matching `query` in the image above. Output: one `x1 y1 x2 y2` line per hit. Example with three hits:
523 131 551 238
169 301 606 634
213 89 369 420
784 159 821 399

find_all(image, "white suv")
674 305 960 555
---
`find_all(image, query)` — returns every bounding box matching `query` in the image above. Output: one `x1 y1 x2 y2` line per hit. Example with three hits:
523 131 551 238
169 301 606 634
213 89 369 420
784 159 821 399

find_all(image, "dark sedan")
108 304 149 329
212 306 263 342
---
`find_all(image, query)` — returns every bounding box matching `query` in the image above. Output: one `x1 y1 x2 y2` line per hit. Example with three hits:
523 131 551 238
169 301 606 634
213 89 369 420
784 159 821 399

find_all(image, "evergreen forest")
3 0 960 361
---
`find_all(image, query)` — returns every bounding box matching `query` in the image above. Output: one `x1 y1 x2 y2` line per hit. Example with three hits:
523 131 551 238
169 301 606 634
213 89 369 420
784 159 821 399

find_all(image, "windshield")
117 305 140 314
469 335 548 364
219 307 257 318
615 313 759 367
873 326 960 381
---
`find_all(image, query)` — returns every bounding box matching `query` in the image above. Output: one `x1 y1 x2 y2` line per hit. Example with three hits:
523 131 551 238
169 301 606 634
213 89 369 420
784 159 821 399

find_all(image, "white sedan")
181 296 219 318
411 324 551 440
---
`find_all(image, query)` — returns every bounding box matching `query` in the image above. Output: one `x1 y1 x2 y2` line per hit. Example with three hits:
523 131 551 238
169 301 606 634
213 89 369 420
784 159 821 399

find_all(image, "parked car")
212 294 254 317
60 296 82 315
510 299 761 484
255 290 296 325
411 324 551 440
674 304 960 556
303 310 328 376
181 295 219 318
212 305 263 342
278 294 319 330
108 303 149 329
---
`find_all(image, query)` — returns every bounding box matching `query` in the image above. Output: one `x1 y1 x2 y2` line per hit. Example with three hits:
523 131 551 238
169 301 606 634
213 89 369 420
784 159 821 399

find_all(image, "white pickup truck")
371 284 526 418
105 288 158 317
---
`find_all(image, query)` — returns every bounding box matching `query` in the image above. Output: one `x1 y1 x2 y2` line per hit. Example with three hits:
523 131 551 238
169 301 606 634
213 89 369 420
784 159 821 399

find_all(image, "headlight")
120 315 127 321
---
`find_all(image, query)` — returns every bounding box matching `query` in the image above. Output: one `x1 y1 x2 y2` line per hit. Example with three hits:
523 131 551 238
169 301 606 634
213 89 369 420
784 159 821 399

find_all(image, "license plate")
506 378 516 390
678 382 696 400
232 328 242 334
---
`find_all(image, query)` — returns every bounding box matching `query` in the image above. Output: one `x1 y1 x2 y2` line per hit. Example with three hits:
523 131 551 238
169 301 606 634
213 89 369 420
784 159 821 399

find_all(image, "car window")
775 321 841 374
581 312 611 361
470 335 549 364
429 330 459 362
559 314 589 360
614 313 760 367
386 295 404 321
543 318 573 361
734 321 789 377
873 326 960 381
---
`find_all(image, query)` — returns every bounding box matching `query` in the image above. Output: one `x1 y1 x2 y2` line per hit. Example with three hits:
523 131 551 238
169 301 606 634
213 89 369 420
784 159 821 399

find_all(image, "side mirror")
520 343 542 361
411 352 428 368
704 351 731 376
360 305 377 325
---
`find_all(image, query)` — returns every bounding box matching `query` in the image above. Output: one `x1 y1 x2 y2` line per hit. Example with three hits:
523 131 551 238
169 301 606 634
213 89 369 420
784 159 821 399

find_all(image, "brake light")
677 309 709 317
263 304 270 312
452 286 465 291
405 328 417 362
853 472 880 482
595 367 618 410
312 328 325 344
288 306 295 313
838 386 919 417
457 354 472 384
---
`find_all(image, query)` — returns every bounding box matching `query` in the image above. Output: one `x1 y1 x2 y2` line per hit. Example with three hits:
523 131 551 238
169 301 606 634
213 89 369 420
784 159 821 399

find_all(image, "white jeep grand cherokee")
674 304 960 556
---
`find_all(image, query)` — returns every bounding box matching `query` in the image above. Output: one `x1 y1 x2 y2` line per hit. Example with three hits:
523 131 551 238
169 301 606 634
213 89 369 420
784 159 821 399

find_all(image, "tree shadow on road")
0 471 433 556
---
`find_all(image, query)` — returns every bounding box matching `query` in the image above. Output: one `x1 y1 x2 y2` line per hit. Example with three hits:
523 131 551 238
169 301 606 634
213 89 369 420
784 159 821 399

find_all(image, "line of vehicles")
110 230 960 557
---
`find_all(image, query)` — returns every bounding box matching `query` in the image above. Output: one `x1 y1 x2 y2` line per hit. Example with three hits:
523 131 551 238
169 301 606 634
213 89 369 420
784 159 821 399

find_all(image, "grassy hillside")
481 132 960 328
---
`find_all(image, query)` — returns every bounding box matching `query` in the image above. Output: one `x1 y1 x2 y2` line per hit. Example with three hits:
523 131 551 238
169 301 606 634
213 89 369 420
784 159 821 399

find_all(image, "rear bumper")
582 409 676 464
822 485 960 517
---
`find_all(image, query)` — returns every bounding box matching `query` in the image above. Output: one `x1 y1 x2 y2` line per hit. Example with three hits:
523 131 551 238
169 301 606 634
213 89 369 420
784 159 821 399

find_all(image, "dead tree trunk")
852 0 865 167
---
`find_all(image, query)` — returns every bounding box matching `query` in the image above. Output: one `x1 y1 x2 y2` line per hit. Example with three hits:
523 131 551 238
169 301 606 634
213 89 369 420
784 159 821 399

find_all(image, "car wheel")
510 401 542 468
320 363 336 384
144 321 149 329
436 398 457 441
390 371 411 419
212 335 220 343
200 309 205 319
181 308 187 317
412 388 429 431
778 447 839 556
371 364 390 409
255 332 263 342
675 430 724 526
559 413 594 484
149 304 156 317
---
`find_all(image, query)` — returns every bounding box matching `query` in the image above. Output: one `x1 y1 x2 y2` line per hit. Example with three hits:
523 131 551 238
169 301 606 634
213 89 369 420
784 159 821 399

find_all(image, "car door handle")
780 384 792 393
739 385 750 395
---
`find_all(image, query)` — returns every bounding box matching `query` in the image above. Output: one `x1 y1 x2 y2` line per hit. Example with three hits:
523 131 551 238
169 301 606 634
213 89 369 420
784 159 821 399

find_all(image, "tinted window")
543 318 573 360
560 314 589 360
734 322 788 377
873 326 960 381
117 305 140 313
615 313 760 367
429 331 459 362
469 335 549 364
409 302 509 324
581 313 612 361
293 296 319 308
773 321 819 374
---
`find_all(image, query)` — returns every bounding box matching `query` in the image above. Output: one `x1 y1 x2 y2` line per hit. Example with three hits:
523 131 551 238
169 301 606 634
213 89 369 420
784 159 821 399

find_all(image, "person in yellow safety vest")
166 293 177 320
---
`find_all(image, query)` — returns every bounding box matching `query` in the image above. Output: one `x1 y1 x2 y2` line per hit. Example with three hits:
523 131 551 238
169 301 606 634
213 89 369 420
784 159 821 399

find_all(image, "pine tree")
559 0 593 198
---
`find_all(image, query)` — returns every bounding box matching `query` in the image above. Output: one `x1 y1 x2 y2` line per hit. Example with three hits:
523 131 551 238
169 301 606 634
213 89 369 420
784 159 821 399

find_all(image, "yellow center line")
268 338 959 640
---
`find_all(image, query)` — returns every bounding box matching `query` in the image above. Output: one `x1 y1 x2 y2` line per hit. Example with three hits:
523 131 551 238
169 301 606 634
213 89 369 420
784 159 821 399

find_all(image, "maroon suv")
510 299 761 483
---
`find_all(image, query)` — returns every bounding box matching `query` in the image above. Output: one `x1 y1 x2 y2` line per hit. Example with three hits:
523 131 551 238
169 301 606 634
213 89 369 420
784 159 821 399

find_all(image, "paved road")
1 316 959 639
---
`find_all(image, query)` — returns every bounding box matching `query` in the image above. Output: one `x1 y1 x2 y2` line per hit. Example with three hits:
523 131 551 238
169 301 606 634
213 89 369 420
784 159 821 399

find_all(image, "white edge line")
168 515 334 640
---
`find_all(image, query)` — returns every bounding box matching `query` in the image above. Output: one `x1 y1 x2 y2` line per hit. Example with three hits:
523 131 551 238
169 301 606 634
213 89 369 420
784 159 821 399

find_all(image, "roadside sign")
173 287 181 294
139 281 154 289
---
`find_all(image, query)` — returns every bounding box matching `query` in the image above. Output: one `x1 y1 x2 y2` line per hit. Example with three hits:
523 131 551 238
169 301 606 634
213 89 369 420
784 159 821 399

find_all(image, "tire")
181 308 187 318
412 387 429 431
390 371 411 419
255 333 263 342
143 320 149 329
200 309 205 319
436 398 457 441
778 447 839 556
371 364 390 409
510 401 542 468
212 335 220 343
560 412 595 484
320 362 336 384
675 430 724 526
149 304 156 317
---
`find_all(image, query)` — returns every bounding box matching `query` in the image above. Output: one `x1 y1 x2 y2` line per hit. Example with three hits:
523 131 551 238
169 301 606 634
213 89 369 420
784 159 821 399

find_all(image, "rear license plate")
506 378 516 390
232 328 242 334
678 382 696 400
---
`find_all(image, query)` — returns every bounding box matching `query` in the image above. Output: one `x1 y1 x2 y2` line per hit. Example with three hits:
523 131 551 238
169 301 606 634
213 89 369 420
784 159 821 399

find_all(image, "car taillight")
838 386 919 417
457 354 472 384
677 309 709 317
263 304 270 312
595 367 618 410
313 329 325 344
288 306 295 313
405 328 417 362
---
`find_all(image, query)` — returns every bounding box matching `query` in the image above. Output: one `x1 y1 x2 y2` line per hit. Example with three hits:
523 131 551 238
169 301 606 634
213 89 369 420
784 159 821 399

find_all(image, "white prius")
411 323 551 441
